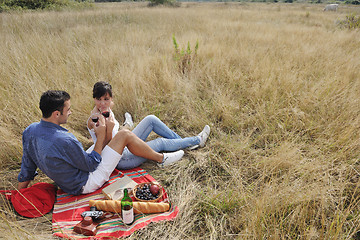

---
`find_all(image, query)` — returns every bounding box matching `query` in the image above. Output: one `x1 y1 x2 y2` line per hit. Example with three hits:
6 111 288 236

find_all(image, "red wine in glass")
102 111 110 118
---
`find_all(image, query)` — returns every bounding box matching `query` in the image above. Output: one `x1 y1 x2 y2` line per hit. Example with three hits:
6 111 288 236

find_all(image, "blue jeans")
117 115 200 170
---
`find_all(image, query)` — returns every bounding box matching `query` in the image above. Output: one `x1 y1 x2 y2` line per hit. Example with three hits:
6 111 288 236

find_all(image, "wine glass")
100 107 110 118
91 113 99 123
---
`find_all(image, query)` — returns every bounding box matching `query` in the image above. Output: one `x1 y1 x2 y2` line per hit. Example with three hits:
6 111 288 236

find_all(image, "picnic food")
89 200 170 214
150 184 160 195
133 201 170 214
135 184 158 200
133 182 163 202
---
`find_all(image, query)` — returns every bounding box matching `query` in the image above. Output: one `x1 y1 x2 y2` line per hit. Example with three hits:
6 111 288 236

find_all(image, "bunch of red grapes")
135 184 160 201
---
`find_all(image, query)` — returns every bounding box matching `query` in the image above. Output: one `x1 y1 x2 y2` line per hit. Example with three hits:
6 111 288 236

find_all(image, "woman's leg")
116 116 209 170
132 115 181 141
116 136 200 170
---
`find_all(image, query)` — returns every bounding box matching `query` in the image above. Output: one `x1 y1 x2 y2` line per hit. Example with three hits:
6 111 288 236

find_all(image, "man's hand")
18 180 31 190
93 115 106 138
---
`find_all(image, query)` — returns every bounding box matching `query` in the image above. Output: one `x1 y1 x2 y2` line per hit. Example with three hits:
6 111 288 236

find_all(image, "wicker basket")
133 182 163 202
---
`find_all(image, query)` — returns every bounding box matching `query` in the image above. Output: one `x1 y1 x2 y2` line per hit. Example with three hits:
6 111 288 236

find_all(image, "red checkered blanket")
52 168 179 239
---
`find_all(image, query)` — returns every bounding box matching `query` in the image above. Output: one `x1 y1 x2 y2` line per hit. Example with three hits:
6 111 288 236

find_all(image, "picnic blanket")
52 167 179 239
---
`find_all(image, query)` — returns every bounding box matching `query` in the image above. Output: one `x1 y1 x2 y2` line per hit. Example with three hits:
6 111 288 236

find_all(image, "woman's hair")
40 90 71 118
93 81 112 99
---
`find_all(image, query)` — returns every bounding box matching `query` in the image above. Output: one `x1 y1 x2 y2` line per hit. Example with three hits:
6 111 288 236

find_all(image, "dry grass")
1 2 360 239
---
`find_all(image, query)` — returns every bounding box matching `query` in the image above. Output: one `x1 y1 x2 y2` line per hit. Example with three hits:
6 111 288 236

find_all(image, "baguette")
89 200 122 212
89 200 170 214
133 201 170 214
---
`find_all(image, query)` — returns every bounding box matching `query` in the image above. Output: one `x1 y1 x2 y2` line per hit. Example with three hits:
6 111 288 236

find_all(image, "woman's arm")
103 112 116 147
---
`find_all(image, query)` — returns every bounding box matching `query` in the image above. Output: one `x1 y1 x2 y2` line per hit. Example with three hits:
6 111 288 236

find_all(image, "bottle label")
122 208 134 225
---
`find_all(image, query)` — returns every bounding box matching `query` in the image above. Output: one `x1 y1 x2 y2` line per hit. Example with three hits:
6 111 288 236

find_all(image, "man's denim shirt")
18 120 101 195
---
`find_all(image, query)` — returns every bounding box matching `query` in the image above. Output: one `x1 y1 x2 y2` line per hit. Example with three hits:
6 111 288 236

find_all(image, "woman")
86 82 133 148
87 81 210 169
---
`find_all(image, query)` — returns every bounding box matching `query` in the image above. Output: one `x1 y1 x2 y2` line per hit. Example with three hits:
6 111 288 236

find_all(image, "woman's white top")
86 110 120 153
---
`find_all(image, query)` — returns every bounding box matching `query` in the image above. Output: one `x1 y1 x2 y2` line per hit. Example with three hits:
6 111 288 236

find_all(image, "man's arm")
18 128 38 191
18 180 31 190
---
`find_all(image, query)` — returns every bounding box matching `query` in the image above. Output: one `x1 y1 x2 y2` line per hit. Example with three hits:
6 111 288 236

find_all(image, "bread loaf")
89 200 170 214
89 200 122 212
133 201 170 214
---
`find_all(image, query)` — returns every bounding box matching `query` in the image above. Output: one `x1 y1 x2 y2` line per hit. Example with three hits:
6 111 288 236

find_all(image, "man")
18 90 184 195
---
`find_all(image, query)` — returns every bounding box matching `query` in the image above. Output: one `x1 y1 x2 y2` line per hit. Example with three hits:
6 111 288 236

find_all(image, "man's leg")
108 129 163 163
82 145 123 194
83 129 184 194
113 129 186 169
83 130 163 194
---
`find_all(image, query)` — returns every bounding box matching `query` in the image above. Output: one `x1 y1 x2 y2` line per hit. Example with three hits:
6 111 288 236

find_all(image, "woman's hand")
100 111 115 147
93 115 106 154
105 112 115 134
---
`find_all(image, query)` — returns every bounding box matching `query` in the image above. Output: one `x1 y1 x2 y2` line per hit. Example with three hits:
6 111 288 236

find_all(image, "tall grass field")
1 2 360 239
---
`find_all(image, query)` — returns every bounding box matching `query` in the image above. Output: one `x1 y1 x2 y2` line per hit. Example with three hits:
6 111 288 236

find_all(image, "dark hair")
39 90 71 118
93 81 112 99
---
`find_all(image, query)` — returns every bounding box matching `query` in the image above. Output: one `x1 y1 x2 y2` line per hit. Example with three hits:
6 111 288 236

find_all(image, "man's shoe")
123 112 134 128
157 150 184 167
198 125 210 148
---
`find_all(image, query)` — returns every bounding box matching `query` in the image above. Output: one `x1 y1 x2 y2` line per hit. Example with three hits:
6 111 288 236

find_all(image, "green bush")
172 34 199 74
148 0 179 7
339 13 360 29
0 0 91 11
345 0 360 4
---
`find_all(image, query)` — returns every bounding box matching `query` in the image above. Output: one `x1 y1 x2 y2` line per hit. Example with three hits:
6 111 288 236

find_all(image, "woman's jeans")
117 115 200 169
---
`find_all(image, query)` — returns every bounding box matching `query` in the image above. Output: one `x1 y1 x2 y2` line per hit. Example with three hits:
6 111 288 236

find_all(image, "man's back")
18 120 101 195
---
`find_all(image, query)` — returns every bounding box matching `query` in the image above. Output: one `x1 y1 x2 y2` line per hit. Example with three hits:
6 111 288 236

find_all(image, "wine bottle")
121 188 134 225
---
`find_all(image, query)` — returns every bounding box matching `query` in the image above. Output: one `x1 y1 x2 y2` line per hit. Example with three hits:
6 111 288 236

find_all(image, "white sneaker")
123 112 134 128
199 125 210 147
157 150 184 167
187 125 211 150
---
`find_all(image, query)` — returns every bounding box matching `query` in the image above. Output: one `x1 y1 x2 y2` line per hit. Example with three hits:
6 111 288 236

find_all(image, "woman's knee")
143 114 158 122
